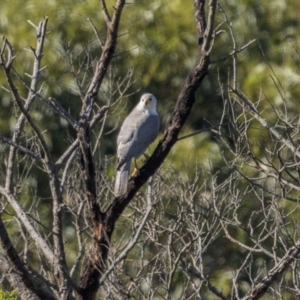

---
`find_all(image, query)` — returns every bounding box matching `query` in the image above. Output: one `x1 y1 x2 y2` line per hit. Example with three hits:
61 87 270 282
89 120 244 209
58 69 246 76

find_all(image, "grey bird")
114 93 160 196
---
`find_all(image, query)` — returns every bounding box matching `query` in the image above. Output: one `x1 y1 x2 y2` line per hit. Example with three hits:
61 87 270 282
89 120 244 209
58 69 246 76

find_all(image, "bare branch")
203 0 218 52
85 16 104 48
242 240 300 300
181 263 229 300
48 97 80 131
210 39 256 64
194 0 207 44
2 17 48 192
104 0 217 234
101 0 112 24
55 105 110 170
0 134 42 162
232 88 300 160
0 217 55 300
176 123 223 141
99 186 153 285
0 185 56 264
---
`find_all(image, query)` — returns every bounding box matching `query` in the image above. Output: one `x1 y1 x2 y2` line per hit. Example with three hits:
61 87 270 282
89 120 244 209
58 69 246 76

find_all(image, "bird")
114 93 160 196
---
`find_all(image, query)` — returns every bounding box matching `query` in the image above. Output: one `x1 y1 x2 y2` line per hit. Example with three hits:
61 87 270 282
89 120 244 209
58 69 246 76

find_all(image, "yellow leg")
131 158 139 177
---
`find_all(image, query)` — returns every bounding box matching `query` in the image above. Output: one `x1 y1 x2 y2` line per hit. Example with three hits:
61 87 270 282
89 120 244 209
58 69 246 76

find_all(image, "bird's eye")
149 97 152 101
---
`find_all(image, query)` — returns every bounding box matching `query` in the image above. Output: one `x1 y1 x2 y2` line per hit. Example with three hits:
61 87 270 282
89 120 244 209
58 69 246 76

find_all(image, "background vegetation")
1 0 300 299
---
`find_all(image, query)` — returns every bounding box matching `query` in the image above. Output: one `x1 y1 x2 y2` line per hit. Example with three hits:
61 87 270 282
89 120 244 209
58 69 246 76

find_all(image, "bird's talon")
131 167 139 177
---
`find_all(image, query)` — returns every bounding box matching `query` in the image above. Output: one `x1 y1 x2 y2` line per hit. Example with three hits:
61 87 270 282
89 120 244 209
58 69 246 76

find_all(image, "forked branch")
104 0 218 251
242 239 300 300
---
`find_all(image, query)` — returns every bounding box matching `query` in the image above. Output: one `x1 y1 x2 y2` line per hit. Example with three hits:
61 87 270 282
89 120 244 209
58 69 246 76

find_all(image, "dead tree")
2 1 298 300
0 1 218 299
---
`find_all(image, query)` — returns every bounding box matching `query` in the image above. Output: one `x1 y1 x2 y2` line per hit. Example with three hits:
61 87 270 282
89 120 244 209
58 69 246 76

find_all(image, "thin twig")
85 16 104 47
231 88 300 160
0 134 42 162
101 0 112 24
99 187 153 285
177 124 224 141
210 39 256 64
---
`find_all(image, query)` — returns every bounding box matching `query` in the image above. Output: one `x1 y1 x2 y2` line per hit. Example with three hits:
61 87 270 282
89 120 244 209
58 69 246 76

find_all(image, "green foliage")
0 287 18 300
1 0 300 298
1 0 299 154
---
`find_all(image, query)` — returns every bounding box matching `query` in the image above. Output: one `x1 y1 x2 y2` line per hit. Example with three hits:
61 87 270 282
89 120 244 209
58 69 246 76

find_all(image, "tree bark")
77 0 217 299
242 240 300 300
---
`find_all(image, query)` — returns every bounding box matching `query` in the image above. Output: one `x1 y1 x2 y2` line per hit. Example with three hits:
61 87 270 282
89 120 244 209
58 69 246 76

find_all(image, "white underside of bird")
114 93 160 196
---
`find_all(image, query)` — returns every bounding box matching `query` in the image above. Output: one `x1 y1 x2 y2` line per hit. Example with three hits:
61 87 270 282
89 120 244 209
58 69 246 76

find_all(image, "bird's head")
137 93 157 113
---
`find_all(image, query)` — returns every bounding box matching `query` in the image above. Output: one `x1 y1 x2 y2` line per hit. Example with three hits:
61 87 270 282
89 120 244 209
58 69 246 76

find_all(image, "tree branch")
104 0 217 234
242 240 300 300
181 263 229 300
194 0 207 44
0 216 55 300
0 133 42 162
0 186 56 267
77 1 126 298
55 105 109 171
100 0 112 24
1 17 48 192
99 188 154 285
232 88 300 160
210 39 256 64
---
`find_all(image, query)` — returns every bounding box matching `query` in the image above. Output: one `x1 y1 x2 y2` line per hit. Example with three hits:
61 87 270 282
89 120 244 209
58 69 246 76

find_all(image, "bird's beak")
144 98 149 105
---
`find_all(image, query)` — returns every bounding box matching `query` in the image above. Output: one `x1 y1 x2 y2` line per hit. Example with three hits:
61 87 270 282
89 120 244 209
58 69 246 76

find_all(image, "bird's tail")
114 161 131 196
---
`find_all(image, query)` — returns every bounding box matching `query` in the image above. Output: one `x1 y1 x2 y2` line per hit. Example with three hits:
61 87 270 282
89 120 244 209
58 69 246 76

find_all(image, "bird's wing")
117 110 159 166
135 114 160 149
